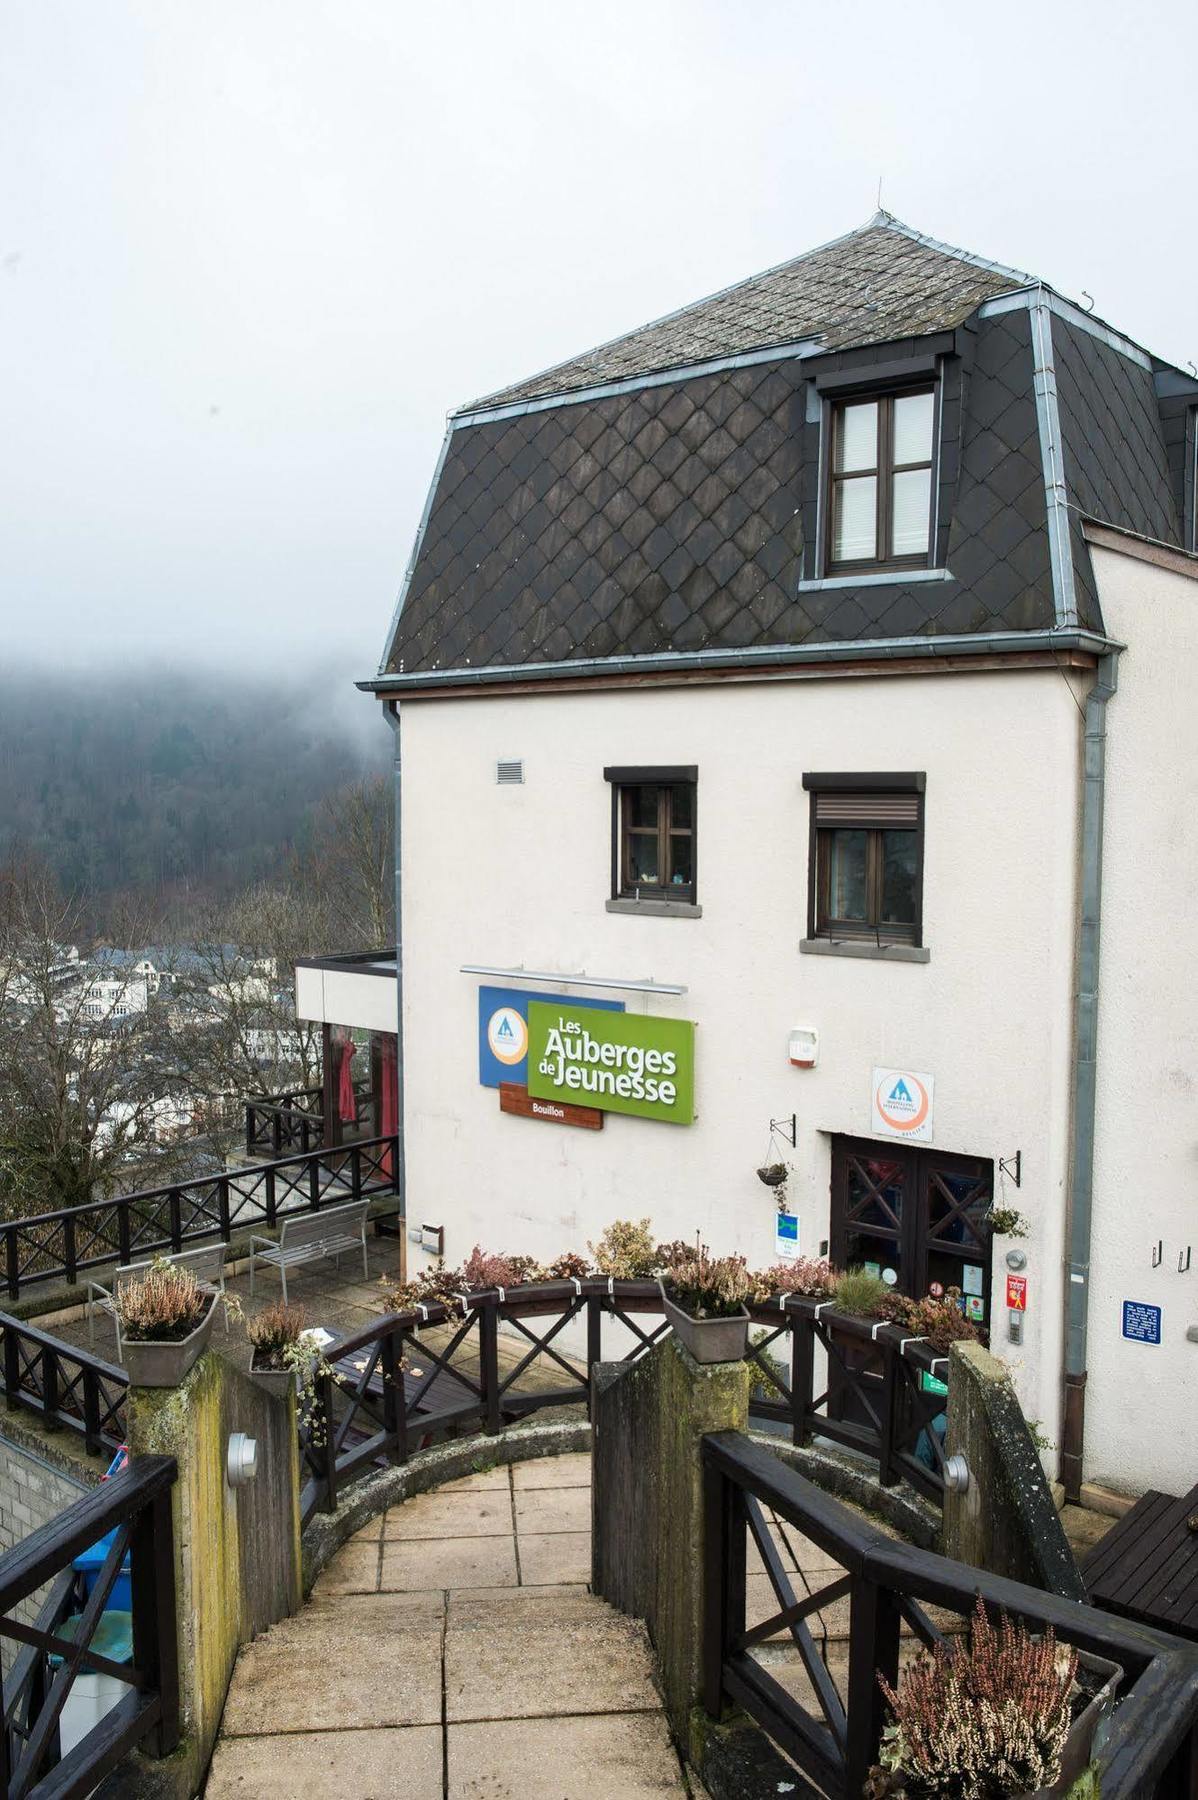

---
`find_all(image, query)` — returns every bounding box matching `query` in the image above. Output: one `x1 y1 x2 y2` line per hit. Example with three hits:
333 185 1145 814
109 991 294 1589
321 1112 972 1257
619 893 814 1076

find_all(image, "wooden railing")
244 1087 325 1157
1 1316 128 1458
0 1133 400 1301
244 1084 374 1157
701 1430 1198 1800
298 1282 953 1526
0 1455 179 1797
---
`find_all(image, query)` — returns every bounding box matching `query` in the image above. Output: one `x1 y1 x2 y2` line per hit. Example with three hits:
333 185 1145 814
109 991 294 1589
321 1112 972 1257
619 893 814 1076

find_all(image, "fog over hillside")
0 658 390 918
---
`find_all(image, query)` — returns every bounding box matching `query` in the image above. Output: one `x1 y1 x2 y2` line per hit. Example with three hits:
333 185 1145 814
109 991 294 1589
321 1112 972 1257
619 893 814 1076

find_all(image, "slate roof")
468 215 1029 411
379 215 1195 684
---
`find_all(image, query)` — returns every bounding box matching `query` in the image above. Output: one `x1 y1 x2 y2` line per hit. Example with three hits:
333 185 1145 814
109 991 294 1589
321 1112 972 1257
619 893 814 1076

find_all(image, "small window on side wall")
803 774 925 946
604 767 697 904
827 388 935 573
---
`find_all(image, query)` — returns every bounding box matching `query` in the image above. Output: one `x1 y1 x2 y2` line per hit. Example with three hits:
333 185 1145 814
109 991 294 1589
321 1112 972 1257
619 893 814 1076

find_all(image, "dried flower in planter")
247 1302 309 1371
869 1598 1078 1800
117 1259 212 1343
660 1240 752 1320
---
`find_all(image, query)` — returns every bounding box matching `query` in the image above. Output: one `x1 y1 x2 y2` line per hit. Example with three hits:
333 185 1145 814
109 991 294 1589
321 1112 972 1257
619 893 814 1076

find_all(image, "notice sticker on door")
961 1264 984 1298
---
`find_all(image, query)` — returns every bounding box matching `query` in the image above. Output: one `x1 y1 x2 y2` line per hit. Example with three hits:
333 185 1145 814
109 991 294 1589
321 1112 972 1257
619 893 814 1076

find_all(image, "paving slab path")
205 1451 689 1799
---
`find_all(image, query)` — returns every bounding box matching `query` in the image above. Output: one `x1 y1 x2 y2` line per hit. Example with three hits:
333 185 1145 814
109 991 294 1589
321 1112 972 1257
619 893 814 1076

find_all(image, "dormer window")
828 388 935 573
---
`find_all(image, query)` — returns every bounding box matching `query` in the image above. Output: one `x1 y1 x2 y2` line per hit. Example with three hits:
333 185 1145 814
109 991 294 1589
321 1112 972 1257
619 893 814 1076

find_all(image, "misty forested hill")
0 666 388 910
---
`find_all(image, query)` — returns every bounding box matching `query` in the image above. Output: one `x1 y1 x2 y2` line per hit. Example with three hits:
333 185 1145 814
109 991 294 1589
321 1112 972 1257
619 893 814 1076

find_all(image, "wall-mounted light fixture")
227 1433 258 1488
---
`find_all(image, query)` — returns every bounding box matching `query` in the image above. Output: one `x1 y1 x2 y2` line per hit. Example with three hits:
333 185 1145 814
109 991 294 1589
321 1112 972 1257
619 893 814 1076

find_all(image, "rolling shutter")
812 790 920 828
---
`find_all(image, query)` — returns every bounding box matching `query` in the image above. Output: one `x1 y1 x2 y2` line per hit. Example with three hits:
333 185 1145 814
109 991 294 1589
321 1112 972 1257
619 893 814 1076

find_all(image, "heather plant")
661 1240 751 1320
247 1301 309 1369
116 1259 213 1342
588 1218 661 1280
460 1245 520 1289
746 1257 837 1304
869 1599 1078 1800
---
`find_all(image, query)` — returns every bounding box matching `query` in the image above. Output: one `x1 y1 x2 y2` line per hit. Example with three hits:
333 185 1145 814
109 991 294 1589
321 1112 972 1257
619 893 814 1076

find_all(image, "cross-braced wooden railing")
298 1282 954 1527
0 1316 128 1458
0 1132 399 1300
701 1431 1198 1800
243 1084 374 1158
0 1455 179 1799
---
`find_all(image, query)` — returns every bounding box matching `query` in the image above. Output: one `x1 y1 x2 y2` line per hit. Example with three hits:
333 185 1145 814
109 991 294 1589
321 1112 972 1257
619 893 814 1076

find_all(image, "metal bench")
249 1200 370 1304
87 1241 230 1354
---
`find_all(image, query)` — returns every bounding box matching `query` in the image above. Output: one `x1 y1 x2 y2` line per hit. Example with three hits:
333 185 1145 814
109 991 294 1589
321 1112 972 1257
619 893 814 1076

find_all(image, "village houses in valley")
291 212 1198 1506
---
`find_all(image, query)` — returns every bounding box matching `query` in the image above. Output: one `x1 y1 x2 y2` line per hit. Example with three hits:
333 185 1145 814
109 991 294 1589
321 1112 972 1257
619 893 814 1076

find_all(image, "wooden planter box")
659 1285 750 1364
120 1291 217 1388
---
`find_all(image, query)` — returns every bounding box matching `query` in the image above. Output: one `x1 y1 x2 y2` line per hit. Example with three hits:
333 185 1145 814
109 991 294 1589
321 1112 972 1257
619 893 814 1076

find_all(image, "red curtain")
378 1033 397 1180
336 1031 358 1124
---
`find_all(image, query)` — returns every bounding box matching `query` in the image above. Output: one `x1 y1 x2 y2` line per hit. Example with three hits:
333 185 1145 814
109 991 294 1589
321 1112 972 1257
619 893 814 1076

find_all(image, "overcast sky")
3 0 1195 691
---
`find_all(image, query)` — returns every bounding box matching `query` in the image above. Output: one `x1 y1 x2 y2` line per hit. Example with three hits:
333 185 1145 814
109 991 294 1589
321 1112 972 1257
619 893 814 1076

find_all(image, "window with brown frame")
803 774 925 946
826 387 936 573
604 766 696 903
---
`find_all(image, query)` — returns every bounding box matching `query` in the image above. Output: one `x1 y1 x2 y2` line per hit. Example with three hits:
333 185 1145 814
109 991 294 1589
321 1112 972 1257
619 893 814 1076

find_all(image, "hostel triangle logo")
496 1017 516 1041
889 1079 913 1104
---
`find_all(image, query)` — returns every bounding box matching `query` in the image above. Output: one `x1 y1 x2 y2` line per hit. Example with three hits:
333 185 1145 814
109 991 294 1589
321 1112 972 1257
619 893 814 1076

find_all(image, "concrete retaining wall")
944 1340 1085 1599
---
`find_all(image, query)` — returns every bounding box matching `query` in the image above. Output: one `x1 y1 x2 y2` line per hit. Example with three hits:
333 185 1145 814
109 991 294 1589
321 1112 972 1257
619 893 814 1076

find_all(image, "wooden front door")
830 1136 994 1326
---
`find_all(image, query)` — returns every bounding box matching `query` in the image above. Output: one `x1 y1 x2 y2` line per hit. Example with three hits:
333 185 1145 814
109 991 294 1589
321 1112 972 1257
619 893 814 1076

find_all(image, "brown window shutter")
813 791 920 828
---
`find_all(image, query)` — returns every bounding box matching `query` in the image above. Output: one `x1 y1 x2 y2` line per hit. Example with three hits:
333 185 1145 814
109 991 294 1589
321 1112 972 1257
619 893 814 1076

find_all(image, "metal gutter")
1028 288 1079 630
361 627 1117 696
450 338 825 428
382 703 407 1226
1061 651 1119 1501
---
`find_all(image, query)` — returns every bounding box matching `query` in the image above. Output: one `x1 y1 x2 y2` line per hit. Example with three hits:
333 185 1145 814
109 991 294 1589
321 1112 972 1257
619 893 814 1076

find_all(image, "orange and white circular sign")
871 1068 934 1140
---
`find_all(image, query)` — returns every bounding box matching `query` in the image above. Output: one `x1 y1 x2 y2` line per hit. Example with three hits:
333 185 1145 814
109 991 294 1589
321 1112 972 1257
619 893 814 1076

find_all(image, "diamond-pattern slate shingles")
390 362 806 675
384 219 1192 679
469 221 1024 411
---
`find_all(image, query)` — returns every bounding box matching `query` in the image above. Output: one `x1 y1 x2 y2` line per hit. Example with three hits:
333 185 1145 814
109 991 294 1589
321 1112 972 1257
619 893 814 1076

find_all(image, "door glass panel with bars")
831 1136 993 1325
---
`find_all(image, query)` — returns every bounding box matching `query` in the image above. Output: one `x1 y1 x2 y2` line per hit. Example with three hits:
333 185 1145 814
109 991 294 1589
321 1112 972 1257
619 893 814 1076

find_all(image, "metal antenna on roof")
1080 291 1095 313
876 175 883 212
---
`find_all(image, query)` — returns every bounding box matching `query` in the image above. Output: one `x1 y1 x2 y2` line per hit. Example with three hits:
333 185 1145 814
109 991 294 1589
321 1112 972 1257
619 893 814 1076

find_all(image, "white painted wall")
397 668 1082 1456
1086 544 1198 1494
294 965 398 1034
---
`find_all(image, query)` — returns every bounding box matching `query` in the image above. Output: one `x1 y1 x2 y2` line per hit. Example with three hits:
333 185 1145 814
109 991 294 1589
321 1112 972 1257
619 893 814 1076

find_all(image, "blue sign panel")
478 986 623 1089
1122 1300 1162 1345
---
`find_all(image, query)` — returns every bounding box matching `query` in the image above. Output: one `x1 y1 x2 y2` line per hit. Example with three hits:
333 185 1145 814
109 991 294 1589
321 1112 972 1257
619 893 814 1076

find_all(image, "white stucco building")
342 215 1198 1499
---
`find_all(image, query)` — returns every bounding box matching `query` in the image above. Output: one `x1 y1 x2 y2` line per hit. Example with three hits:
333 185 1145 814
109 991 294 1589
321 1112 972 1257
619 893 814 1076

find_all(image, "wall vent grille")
496 759 524 785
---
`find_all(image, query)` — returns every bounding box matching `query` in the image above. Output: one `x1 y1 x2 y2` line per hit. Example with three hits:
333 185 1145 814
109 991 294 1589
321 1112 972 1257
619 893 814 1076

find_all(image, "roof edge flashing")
360 627 1118 696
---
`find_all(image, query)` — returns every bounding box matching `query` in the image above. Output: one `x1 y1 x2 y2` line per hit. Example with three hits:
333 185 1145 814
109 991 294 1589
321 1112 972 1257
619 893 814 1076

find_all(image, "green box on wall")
526 1001 695 1125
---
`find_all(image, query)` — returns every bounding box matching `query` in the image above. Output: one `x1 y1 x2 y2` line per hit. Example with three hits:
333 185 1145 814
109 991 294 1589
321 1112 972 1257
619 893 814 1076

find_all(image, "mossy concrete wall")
592 1338 750 1752
112 1351 302 1798
944 1341 1085 1601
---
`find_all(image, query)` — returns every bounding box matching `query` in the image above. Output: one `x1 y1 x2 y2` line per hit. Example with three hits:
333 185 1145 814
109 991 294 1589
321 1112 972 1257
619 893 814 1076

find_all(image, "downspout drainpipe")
1061 650 1118 1501
383 702 407 1249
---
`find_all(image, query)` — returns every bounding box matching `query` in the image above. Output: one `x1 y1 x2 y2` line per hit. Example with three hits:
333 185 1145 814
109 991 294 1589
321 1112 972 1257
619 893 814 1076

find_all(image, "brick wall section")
0 1423 102 1674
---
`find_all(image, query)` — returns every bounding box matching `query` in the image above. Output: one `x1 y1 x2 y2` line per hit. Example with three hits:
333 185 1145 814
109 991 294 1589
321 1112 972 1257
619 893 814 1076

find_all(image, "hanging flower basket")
756 1163 788 1189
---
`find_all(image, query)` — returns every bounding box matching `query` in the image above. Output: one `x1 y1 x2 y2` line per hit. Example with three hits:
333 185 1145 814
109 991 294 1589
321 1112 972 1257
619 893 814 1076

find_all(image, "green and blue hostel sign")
526 1001 695 1125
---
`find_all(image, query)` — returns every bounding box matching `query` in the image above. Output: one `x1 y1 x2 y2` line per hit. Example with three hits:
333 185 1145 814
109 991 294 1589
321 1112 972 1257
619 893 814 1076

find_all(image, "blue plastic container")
73 1527 132 1613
